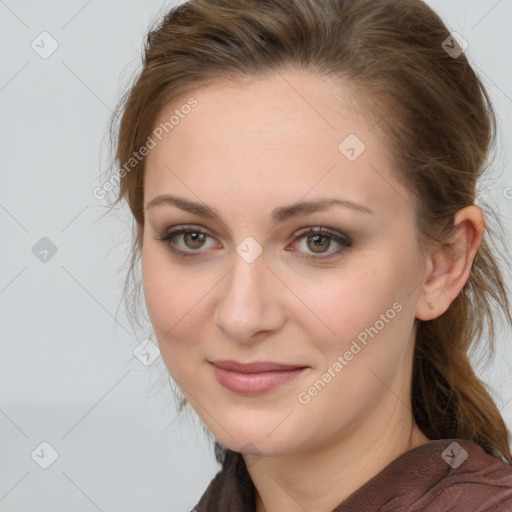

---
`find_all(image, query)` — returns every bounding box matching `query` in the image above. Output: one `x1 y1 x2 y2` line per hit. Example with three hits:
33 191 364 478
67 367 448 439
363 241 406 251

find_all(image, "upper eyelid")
161 224 348 239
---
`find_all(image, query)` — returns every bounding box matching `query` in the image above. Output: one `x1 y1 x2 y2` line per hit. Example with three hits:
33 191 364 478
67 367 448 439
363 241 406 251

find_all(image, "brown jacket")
193 439 512 511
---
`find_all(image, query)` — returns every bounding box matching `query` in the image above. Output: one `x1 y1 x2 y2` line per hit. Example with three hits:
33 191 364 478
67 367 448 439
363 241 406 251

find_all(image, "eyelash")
153 224 353 261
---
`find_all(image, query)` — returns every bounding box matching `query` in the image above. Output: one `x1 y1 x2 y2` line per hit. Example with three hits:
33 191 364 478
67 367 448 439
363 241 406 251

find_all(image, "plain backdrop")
1 1 511 511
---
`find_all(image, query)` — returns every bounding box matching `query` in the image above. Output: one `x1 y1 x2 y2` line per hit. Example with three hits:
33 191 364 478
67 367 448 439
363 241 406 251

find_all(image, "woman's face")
142 70 428 456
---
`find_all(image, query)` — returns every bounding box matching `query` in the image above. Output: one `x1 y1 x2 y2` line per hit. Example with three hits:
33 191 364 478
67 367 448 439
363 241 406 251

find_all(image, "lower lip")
211 364 307 395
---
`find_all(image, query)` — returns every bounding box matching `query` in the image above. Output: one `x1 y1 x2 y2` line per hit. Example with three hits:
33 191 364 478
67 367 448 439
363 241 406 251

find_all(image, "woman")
109 0 512 509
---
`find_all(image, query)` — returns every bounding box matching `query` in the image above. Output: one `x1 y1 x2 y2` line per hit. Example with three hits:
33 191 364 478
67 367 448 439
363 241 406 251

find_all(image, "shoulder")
336 438 512 511
398 439 512 511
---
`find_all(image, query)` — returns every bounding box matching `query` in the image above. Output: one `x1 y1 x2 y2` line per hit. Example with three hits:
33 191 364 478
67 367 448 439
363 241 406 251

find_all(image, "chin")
203 410 302 456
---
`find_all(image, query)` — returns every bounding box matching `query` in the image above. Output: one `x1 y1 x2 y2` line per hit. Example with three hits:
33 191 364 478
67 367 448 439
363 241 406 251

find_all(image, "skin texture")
141 70 484 512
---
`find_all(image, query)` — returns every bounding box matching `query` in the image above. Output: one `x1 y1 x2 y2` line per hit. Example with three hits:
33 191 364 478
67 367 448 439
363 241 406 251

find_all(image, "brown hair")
108 0 512 462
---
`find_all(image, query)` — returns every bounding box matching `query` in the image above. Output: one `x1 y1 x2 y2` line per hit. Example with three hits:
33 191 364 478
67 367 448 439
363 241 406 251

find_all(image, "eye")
154 225 352 261
153 225 218 257
287 227 352 260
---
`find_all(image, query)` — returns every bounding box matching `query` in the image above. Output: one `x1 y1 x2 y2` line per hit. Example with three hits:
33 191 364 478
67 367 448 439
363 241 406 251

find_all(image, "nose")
214 250 286 344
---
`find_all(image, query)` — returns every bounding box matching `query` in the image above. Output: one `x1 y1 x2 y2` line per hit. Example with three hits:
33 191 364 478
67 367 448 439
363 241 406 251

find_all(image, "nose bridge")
214 244 284 341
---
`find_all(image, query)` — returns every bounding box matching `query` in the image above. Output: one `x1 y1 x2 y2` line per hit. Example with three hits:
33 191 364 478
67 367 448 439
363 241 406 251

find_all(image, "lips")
209 360 309 395
210 360 307 373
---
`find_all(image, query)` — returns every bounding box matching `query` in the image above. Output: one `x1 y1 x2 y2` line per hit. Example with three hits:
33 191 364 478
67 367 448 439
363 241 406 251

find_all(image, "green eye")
289 227 352 261
154 225 352 261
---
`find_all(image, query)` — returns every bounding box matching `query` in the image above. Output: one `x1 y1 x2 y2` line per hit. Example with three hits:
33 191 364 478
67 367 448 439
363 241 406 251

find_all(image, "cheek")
299 268 391 339
297 282 413 420
299 250 416 363
141 244 170 330
141 244 211 371
141 244 191 347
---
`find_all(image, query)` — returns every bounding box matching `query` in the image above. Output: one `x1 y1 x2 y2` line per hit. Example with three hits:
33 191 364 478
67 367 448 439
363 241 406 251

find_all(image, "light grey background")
0 1 511 511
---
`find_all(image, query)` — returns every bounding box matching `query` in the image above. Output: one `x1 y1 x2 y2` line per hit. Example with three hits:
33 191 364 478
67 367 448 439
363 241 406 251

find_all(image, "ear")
415 205 484 321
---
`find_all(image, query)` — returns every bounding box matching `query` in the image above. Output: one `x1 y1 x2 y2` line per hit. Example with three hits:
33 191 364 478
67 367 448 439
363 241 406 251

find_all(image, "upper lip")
210 360 308 373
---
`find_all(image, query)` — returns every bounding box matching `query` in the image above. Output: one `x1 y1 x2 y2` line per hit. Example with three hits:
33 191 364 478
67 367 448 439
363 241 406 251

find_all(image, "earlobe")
415 205 484 322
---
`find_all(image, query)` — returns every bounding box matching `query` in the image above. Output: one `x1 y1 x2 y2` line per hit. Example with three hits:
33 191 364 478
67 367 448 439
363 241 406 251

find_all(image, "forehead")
149 71 368 158
144 71 410 216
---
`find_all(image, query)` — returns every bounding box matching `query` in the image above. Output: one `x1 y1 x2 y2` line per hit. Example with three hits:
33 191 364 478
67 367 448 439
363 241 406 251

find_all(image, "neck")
247 396 429 512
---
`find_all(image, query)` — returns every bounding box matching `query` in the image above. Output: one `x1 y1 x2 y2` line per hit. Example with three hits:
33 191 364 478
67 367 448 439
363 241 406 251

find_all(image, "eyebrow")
146 194 373 225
